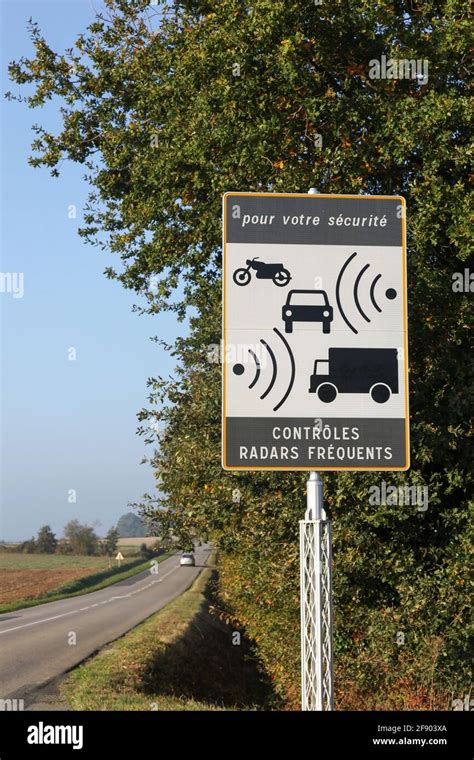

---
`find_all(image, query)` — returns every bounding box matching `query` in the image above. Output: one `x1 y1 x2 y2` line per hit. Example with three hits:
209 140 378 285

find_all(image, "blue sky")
1 1 182 540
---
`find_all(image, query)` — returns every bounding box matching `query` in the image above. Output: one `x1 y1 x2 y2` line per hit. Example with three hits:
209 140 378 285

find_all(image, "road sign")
115 551 124 566
222 192 409 471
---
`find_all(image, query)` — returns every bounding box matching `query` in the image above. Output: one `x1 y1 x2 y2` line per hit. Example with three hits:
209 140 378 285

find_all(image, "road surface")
0 545 211 707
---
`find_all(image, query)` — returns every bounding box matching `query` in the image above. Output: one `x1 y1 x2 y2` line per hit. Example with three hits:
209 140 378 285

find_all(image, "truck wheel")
317 383 337 403
322 320 331 334
370 383 391 403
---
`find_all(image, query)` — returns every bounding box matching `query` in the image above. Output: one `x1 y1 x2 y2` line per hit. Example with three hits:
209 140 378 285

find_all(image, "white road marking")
0 608 81 634
0 563 184 636
157 565 180 583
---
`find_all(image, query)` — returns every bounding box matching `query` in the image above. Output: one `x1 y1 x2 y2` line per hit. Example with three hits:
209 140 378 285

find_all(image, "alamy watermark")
369 481 429 511
27 722 83 750
206 340 268 368
369 54 429 86
452 269 473 293
0 698 24 711
0 271 24 298
452 693 474 711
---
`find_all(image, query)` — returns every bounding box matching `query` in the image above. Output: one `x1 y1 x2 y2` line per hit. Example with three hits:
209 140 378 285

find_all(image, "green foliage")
20 537 37 554
35 525 58 554
63 519 99 556
8 0 472 708
116 512 147 537
103 527 120 556
57 539 74 555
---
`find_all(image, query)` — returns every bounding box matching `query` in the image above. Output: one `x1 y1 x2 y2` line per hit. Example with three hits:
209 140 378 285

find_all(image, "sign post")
222 190 409 710
300 189 333 712
300 471 333 710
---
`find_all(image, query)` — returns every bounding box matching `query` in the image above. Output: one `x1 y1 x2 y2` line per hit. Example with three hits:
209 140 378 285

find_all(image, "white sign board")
222 192 409 471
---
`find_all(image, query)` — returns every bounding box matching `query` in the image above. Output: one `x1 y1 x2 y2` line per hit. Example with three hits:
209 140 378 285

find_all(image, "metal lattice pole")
300 472 334 711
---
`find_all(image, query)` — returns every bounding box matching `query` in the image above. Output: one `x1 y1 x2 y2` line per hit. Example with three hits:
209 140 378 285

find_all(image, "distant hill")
116 513 148 538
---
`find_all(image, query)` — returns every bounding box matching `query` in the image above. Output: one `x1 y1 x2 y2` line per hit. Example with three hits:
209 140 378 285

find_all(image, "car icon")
180 552 195 567
282 290 333 334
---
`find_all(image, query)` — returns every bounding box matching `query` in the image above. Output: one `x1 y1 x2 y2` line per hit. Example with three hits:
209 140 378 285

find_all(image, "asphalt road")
0 545 211 707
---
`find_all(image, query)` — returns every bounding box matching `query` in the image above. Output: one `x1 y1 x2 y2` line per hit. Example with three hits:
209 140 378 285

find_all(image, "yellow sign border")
222 192 410 471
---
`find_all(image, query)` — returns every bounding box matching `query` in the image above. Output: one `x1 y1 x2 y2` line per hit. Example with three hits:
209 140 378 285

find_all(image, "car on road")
180 552 195 567
282 289 333 334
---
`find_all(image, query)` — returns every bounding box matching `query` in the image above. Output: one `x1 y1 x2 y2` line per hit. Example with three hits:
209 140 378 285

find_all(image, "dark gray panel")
225 417 408 469
225 194 403 246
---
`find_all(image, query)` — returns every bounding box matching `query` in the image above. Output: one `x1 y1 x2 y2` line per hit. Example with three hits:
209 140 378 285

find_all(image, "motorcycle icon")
233 257 291 287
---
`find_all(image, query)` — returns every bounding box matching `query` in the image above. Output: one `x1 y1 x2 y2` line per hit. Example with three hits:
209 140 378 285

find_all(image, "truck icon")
309 348 399 403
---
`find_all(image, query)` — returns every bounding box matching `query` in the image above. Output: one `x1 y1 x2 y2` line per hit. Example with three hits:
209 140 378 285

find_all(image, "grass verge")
62 558 279 711
0 554 172 614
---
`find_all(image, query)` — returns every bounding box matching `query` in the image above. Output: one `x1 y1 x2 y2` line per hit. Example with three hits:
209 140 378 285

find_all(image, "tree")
21 537 37 554
9 0 472 708
63 519 99 556
116 512 147 538
35 525 57 554
139 542 151 559
57 539 73 555
103 527 119 556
